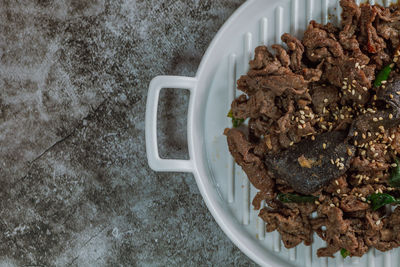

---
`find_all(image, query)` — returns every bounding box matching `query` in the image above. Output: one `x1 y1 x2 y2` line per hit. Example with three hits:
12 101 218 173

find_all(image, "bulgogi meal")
225 0 400 258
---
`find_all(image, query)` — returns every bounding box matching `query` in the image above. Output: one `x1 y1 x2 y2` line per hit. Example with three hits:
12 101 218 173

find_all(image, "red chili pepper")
367 43 376 53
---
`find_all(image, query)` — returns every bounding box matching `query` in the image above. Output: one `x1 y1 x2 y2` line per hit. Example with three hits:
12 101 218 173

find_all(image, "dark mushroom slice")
348 110 400 143
376 74 400 117
264 131 355 195
349 75 400 141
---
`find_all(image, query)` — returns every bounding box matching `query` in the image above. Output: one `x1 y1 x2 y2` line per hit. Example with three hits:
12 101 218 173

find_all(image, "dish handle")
145 75 197 172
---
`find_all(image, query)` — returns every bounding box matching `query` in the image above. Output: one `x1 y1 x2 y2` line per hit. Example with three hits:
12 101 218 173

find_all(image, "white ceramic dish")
145 0 400 266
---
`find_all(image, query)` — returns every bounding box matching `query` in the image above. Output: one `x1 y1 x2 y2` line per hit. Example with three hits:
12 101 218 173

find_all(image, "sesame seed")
361 197 366 201
337 189 341 194
374 95 377 100
354 131 358 136
390 63 395 68
389 114 393 119
355 62 359 68
391 134 395 139
339 166 344 170
300 119 306 124
315 201 320 205
390 94 394 99
323 98 328 103
373 152 379 157
331 159 335 164
335 158 340 163
375 178 379 182
347 148 353 156
362 133 366 139
330 204 335 207
296 117 299 122
373 118 378 122
382 80 387 84
395 57 399 63
298 125 302 129
344 77 348 81
396 91 400 95
300 110 305 115
352 89 355 95
340 157 345 161
363 87 368 91
354 140 358 146
361 150 366 156
352 80 356 84
323 143 327 149
290 141 294 146
392 163 398 167
335 180 339 185
311 136 315 141
301 115 305 120
376 220 381 225
368 132 372 137
379 117 383 121
370 147 375 152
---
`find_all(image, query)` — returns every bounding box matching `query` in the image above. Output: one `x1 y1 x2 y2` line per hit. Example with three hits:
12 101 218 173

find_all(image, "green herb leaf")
277 193 318 203
340 248 350 258
389 158 400 188
374 64 392 87
227 109 245 128
367 193 400 211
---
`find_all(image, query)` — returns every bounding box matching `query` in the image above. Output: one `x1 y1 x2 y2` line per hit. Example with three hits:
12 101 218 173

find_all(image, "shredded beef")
226 0 400 258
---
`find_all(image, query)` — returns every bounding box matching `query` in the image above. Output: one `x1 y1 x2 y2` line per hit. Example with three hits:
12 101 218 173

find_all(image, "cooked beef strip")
225 128 275 200
281 33 305 71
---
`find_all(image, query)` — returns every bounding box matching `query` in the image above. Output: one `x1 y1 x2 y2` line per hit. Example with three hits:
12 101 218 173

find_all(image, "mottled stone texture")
0 0 256 266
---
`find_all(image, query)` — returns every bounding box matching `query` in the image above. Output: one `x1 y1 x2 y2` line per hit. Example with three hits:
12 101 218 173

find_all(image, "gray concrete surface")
0 0 257 266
